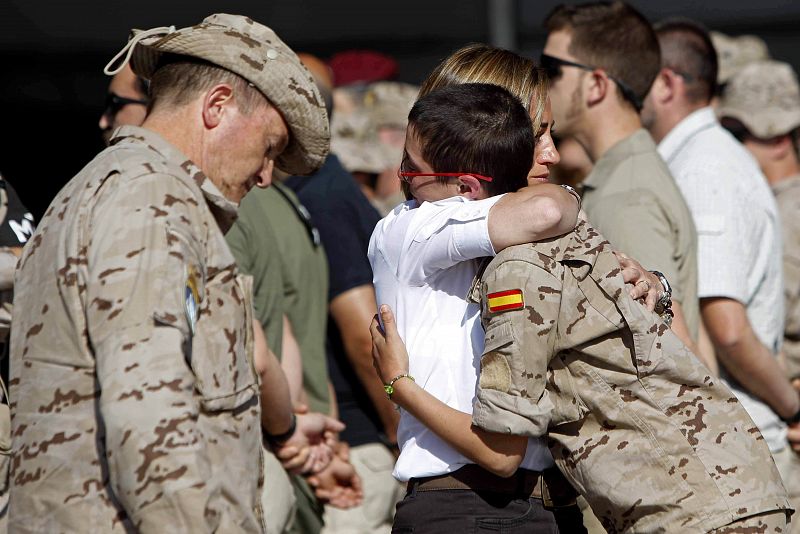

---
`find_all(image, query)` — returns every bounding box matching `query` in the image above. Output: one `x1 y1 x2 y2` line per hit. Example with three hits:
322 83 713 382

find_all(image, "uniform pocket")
547 354 588 426
479 321 516 394
189 272 258 412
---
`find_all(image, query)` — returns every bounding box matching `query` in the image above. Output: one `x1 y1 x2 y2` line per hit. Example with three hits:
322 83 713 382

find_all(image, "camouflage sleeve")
472 257 559 437
85 172 214 532
777 193 800 379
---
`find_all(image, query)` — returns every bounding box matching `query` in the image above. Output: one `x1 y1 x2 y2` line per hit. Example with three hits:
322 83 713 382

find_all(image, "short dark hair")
654 18 718 104
544 1 660 110
407 83 533 197
149 55 266 114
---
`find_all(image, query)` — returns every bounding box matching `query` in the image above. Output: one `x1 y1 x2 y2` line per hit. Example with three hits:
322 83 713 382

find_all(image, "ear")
456 175 483 200
201 84 235 129
653 68 679 105
585 70 609 107
773 134 794 159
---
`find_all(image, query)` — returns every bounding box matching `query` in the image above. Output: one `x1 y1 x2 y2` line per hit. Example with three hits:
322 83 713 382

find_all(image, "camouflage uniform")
9 126 264 532
710 32 770 86
472 218 792 533
774 175 800 380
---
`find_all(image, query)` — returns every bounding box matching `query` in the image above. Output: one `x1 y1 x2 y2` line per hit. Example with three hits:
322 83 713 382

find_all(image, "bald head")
298 53 334 119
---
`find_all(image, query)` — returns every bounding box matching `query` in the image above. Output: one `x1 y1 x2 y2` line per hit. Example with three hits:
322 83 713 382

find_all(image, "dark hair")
407 83 533 196
654 18 718 104
544 1 660 110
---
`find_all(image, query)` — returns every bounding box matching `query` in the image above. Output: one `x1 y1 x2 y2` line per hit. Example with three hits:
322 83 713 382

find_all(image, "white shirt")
658 107 787 452
368 195 554 481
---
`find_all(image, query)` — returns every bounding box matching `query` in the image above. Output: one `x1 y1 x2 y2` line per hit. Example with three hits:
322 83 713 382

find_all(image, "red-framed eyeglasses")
397 171 494 183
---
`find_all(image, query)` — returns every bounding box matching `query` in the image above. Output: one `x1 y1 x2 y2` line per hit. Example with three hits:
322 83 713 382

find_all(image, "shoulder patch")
487 289 524 313
185 265 201 335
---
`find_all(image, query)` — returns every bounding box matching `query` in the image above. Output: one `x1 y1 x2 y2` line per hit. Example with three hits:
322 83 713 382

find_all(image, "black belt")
407 464 578 508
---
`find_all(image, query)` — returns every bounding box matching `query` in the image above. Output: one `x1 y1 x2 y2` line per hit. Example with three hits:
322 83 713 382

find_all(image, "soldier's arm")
487 183 579 252
86 174 219 532
370 306 528 478
472 258 559 437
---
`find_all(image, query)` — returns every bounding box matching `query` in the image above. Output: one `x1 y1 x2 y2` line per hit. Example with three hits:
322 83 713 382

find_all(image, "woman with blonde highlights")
418 43 560 184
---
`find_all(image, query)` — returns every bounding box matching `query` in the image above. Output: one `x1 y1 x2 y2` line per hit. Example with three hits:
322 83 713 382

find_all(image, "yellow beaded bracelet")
384 373 414 399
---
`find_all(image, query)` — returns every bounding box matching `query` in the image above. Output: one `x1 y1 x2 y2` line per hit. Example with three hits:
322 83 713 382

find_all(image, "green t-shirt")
229 183 331 414
226 194 285 356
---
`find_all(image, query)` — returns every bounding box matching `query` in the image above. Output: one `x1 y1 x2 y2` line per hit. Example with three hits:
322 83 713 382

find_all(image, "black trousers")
391 486 587 534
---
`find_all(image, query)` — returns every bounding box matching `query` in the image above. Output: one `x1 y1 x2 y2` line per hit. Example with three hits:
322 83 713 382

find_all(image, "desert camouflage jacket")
471 217 791 533
9 126 264 532
774 175 800 380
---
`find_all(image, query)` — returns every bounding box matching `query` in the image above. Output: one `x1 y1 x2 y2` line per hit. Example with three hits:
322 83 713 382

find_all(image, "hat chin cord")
103 25 176 76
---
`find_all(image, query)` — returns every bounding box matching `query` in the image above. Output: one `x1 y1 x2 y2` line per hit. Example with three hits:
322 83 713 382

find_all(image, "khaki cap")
331 82 418 174
711 31 770 85
366 81 419 128
718 60 800 139
112 14 329 175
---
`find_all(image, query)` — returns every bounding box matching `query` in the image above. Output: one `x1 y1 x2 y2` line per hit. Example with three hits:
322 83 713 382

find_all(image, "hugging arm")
370 306 527 478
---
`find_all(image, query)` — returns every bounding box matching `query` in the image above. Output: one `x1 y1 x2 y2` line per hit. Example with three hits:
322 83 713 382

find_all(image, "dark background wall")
2 0 799 220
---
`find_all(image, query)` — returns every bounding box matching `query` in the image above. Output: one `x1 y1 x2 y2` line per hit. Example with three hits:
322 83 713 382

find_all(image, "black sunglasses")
540 53 643 112
103 92 149 116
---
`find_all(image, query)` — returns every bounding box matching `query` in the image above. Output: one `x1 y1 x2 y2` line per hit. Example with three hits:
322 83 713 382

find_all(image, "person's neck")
761 155 800 187
141 108 202 167
579 107 642 162
651 100 708 144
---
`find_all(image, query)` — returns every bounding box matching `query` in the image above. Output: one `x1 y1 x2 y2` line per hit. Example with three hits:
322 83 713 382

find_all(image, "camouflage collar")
551 218 611 277
110 126 239 232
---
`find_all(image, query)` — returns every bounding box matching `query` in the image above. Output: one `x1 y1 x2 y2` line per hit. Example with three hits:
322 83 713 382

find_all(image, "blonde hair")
419 43 548 136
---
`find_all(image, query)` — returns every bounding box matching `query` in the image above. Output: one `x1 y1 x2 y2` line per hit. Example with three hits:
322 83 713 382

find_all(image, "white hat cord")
103 25 176 76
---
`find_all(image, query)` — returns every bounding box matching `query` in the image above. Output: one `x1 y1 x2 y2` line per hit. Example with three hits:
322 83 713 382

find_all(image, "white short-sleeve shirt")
368 195 554 481
658 107 787 452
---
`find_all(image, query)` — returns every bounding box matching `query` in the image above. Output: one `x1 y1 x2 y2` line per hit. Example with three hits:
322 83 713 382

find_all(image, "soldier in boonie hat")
711 31 770 87
718 59 800 140
106 13 330 175
719 60 800 398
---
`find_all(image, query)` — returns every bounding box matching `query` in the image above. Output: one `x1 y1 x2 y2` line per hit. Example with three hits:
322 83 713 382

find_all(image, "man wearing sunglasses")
98 64 149 145
542 2 702 365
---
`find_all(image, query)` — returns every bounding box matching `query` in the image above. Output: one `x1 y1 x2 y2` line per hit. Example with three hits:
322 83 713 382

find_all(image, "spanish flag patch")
487 289 524 313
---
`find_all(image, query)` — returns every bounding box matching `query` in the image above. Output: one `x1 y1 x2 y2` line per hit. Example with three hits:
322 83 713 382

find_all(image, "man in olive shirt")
542 2 700 356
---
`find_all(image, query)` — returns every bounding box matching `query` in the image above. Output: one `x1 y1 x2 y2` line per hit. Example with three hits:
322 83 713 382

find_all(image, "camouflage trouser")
710 510 791 533
772 446 800 534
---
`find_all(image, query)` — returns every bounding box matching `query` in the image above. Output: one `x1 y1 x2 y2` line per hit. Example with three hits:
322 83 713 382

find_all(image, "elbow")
481 454 523 478
487 459 522 479
526 195 574 238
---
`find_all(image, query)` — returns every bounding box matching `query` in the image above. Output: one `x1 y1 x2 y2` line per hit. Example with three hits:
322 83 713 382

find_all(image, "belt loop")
408 478 418 498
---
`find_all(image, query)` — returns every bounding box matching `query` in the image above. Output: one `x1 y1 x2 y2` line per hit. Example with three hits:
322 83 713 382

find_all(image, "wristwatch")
782 407 800 426
650 270 672 313
559 184 582 208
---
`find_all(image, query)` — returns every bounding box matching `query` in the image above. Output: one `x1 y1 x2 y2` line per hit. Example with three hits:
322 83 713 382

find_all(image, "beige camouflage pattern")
718 60 800 139
9 125 265 532
331 82 418 174
472 218 792 533
774 175 800 380
711 32 770 84
126 13 329 176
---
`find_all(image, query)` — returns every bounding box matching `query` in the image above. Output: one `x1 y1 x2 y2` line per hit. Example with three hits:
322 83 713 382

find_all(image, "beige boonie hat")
330 82 418 174
718 60 800 139
105 13 329 175
711 31 770 85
